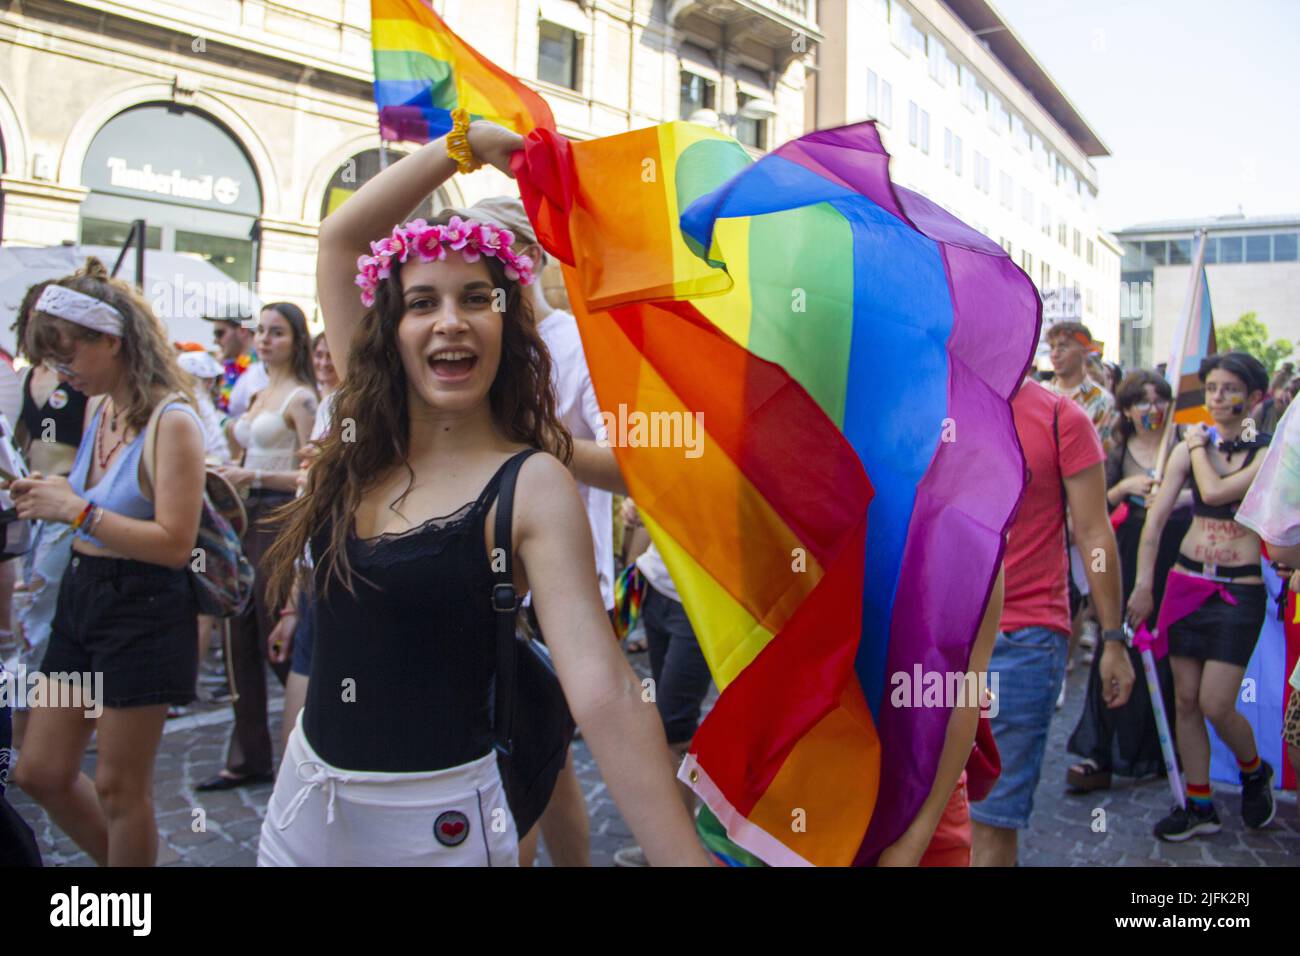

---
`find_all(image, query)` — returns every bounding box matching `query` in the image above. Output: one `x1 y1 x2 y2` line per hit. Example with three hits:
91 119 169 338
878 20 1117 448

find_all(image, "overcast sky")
993 0 1300 232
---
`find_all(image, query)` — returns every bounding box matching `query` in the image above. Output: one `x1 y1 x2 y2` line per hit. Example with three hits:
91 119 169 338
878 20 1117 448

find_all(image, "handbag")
142 393 255 618
491 449 576 837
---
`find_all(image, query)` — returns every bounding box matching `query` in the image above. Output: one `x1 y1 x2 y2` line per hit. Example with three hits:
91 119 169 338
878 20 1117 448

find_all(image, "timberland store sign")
104 157 241 206
81 105 262 216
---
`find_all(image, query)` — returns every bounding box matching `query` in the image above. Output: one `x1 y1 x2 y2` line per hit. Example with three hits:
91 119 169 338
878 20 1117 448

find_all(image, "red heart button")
440 820 466 837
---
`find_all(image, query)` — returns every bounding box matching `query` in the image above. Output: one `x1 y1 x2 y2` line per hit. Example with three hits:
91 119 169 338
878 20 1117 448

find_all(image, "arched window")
79 105 263 282
321 149 447 222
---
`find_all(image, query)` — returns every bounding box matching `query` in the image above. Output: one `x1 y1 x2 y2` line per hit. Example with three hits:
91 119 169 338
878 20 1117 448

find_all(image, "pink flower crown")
354 216 536 307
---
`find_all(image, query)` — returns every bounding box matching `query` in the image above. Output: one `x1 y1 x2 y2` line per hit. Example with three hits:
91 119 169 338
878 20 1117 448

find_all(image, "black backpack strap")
1052 397 1071 548
491 449 539 757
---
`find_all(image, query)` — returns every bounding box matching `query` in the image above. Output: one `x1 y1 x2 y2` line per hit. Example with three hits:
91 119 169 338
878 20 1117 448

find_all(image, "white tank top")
234 386 309 472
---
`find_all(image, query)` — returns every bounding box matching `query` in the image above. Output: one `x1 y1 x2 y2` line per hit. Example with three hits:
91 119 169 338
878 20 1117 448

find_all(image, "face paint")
1139 406 1165 431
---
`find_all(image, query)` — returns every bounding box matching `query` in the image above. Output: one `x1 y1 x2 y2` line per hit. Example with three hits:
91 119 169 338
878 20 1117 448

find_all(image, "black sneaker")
1240 761 1276 829
1154 802 1221 841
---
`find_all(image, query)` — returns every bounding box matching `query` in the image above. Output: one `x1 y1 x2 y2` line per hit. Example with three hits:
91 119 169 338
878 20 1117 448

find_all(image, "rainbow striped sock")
1186 782 1213 810
1238 754 1262 776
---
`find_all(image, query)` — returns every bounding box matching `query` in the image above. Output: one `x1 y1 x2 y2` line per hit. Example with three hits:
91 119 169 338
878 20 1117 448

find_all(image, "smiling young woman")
252 117 708 867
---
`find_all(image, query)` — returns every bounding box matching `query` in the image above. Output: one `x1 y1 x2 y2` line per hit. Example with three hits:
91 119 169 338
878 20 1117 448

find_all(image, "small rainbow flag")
370 0 554 143
516 121 1038 865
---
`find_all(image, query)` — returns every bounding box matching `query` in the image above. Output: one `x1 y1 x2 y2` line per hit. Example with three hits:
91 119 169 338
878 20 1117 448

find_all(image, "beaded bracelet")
445 107 482 175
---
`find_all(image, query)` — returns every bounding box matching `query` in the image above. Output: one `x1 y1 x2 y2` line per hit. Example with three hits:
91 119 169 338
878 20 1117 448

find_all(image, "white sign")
1042 286 1081 321
105 157 240 206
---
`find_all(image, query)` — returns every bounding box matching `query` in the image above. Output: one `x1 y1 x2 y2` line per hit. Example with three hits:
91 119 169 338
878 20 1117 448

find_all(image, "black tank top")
19 372 87 454
301 452 528 773
1189 434 1271 520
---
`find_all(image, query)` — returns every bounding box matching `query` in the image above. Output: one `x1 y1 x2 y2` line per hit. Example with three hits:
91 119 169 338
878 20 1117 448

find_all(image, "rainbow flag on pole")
516 121 1038 865
370 0 554 143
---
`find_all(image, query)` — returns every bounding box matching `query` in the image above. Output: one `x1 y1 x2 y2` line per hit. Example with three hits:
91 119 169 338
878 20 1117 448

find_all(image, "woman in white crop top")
199 302 317 793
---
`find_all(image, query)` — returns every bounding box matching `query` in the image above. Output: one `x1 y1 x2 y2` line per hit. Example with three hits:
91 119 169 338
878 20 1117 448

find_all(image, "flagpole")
380 139 390 171
1152 228 1209 483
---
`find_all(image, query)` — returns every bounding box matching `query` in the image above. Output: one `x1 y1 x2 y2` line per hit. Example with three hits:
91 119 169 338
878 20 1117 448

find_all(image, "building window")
987 92 1002 132
1041 261 1051 287
1041 203 1051 236
1275 233 1299 261
954 134 963 176
1073 229 1081 257
1021 188 1033 223
1144 241 1168 266
1086 288 1094 313
867 69 878 117
961 66 979 111
920 110 930 154
1058 221 1068 247
1012 114 1030 151
973 151 990 193
1246 234 1271 262
891 6 912 51
908 101 918 147
679 71 716 120
880 80 893 126
1219 235 1243 263
1021 249 1033 274
943 128 952 169
999 171 1013 210
1167 238 1191 265
538 21 580 90
928 37 943 83
736 93 768 150
1086 238 1095 265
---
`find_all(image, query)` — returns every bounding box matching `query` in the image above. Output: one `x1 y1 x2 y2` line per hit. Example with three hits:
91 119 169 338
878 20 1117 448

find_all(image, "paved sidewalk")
10 648 1298 866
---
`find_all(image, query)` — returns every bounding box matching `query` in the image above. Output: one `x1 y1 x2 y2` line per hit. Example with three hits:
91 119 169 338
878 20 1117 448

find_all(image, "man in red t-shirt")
970 377 1135 866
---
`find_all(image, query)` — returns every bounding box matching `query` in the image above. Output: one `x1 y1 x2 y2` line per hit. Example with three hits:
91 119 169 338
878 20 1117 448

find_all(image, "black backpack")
490 450 576 837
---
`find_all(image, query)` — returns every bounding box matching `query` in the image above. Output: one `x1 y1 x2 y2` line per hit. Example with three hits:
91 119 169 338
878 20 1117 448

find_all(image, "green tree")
1217 312 1293 374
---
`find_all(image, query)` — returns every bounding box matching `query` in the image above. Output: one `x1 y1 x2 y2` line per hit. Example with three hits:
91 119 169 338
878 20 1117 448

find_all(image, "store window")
321 149 443 222
538 21 580 90
79 105 262 283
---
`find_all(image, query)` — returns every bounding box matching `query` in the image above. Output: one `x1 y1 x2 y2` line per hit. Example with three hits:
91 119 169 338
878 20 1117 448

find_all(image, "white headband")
35 285 124 336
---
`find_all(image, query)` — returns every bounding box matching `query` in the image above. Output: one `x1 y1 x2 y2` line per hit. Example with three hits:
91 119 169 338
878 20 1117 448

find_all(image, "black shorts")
41 553 199 708
1166 581 1266 668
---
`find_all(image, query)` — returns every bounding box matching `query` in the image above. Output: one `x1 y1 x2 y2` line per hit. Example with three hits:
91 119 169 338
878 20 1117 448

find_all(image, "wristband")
70 501 94 530
279 607 298 618
85 506 105 537
1101 627 1128 645
445 107 482 175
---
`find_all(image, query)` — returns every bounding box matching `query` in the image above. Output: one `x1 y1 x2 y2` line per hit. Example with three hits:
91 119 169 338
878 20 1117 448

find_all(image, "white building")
815 0 1121 359
1114 214 1300 372
0 0 816 324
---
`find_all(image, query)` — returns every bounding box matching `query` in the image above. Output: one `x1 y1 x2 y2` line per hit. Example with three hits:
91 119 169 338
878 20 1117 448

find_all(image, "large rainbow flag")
516 121 1040 865
370 0 554 143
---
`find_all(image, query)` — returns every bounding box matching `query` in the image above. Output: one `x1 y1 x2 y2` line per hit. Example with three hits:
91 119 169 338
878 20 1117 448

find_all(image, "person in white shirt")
448 197 614 867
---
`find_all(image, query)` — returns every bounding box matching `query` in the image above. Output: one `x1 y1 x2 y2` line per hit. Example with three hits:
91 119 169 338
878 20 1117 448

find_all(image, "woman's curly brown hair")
263 239 571 608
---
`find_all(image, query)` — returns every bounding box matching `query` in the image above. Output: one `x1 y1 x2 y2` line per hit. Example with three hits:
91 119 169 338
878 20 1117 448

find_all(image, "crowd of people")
0 114 1296 868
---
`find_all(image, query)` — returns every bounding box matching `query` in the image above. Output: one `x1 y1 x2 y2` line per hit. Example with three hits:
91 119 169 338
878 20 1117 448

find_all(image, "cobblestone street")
11 648 1298 867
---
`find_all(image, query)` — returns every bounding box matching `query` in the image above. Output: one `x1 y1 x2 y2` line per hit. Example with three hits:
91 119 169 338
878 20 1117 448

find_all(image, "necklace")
95 401 129 470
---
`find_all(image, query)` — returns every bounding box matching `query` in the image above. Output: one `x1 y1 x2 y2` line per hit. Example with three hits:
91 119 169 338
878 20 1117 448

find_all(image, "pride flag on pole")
1165 233 1217 425
516 121 1038 865
369 0 554 143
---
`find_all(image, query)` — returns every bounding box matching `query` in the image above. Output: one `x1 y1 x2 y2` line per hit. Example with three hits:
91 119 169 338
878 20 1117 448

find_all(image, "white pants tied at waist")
256 714 519 867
